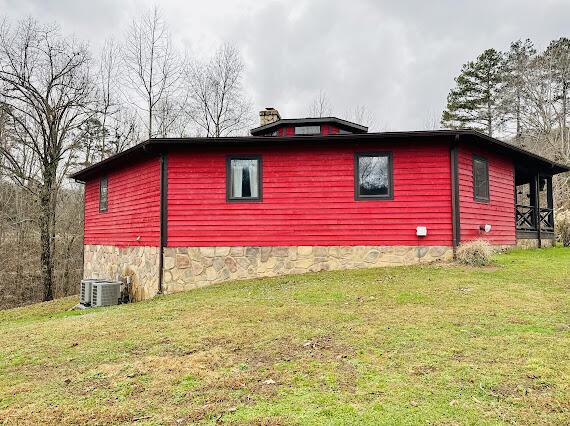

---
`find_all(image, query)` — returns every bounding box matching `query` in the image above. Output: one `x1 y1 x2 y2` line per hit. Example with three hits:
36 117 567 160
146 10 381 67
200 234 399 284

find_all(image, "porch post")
546 176 554 210
533 172 541 248
546 175 554 236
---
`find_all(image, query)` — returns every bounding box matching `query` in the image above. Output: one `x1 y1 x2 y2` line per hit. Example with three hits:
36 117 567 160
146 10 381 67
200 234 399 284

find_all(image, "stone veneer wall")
162 245 453 294
83 244 160 301
85 241 554 301
516 238 555 249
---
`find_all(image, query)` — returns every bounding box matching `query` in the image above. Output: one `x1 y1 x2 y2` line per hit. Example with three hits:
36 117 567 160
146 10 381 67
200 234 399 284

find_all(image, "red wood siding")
321 125 339 135
458 145 515 245
276 125 339 136
84 157 161 247
167 143 453 247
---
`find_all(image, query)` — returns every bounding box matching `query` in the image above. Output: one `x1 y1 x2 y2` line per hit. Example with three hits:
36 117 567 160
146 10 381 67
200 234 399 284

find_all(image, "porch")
515 166 555 246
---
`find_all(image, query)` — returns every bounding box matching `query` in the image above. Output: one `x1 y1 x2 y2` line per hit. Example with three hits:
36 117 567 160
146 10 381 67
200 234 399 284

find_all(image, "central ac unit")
91 281 122 307
80 279 100 305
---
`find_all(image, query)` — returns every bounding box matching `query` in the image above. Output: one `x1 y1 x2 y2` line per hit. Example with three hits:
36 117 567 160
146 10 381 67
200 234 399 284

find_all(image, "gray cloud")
1 0 569 130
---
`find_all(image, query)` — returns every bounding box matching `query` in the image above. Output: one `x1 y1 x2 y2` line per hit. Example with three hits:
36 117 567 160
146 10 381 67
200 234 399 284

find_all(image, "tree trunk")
149 105 153 139
516 92 521 139
486 81 493 137
39 166 56 301
562 81 567 147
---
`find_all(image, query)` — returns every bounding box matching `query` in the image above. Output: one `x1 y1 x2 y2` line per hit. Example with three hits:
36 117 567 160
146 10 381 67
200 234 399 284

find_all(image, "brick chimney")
259 107 281 126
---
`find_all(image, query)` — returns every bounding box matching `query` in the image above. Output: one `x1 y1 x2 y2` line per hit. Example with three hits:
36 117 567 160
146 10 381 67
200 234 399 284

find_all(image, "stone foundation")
516 238 555 249
83 245 160 301
161 245 453 294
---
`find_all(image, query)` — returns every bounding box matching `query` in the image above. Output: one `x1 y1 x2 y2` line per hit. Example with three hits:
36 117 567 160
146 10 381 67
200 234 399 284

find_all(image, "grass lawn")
0 247 569 425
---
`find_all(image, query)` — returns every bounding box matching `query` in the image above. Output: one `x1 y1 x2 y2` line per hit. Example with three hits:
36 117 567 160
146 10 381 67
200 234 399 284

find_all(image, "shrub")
456 239 494 266
556 211 570 247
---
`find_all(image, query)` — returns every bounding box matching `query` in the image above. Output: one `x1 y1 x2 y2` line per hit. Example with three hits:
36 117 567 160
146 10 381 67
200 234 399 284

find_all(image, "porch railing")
515 205 554 232
539 208 554 232
516 204 536 231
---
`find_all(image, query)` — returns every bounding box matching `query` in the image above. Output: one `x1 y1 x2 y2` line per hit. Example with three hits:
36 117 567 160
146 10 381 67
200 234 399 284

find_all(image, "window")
355 153 393 200
473 156 489 202
99 176 108 212
294 125 321 135
227 156 262 201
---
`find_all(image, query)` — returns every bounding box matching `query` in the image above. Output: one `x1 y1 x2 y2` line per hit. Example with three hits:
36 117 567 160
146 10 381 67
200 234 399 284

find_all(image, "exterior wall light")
416 226 427 237
480 224 492 233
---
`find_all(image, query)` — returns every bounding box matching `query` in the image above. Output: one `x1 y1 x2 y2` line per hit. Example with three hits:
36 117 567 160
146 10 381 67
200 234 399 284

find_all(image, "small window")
355 153 393 200
294 125 321 135
473 156 489 202
99 176 108 212
227 156 262 201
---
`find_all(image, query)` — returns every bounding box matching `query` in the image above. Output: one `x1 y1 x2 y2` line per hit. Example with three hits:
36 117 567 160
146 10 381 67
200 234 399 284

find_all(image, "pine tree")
441 49 507 136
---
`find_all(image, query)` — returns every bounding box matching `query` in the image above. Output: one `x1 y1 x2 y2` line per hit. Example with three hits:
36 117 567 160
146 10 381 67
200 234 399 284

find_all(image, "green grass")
0 247 569 425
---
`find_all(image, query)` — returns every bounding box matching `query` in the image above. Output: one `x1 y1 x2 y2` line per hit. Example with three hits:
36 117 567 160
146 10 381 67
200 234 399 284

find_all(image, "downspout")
450 135 461 256
81 183 86 279
158 152 168 294
513 164 518 245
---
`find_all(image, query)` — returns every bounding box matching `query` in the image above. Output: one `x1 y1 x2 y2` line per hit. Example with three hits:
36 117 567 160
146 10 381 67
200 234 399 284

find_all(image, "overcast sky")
2 0 570 131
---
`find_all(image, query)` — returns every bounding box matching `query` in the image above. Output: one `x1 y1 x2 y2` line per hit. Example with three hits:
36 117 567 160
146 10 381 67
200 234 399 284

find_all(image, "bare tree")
517 47 570 165
186 43 252 137
96 38 121 159
422 109 442 131
123 6 181 139
545 38 570 158
503 39 536 139
307 91 377 129
107 108 141 154
345 104 378 130
78 117 105 166
155 94 188 137
308 90 332 117
0 18 94 301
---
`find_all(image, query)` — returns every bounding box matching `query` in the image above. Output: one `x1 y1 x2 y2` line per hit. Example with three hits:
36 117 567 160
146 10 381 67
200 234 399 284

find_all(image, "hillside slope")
1 248 569 425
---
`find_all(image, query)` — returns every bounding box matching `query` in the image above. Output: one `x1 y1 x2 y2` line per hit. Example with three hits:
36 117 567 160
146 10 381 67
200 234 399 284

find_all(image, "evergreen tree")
441 49 507 136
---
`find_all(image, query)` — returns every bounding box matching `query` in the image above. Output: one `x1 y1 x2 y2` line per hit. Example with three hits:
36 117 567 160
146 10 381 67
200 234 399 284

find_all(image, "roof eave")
69 138 156 182
456 129 570 174
69 130 569 182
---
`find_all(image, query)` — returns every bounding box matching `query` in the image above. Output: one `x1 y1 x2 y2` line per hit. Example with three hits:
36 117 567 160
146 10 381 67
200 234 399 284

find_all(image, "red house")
71 108 569 300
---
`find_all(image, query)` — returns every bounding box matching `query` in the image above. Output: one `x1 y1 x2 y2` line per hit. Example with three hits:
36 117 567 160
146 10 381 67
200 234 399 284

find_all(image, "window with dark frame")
227 156 262 201
355 153 393 200
99 176 108 212
472 156 489 202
